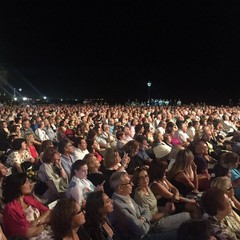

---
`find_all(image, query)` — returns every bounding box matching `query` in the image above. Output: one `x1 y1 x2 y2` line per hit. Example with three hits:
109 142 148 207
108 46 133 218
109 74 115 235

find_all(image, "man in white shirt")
74 137 89 160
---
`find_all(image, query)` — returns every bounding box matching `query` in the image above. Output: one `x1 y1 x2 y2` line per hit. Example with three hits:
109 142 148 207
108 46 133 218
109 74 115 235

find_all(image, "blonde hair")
84 153 97 173
167 148 194 180
210 176 231 192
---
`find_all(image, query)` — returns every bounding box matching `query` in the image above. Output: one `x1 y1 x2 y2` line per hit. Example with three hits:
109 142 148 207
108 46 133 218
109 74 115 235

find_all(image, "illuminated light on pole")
147 81 152 105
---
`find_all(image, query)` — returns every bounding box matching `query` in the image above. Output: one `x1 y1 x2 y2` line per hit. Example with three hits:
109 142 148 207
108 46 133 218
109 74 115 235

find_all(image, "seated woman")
50 198 91 240
37 147 68 201
39 140 54 163
84 191 116 239
101 147 129 197
25 133 40 166
167 148 199 197
86 138 104 163
132 166 190 232
201 188 238 240
2 172 52 239
6 138 35 173
84 153 106 187
123 140 147 175
210 176 240 238
149 159 202 219
66 160 104 207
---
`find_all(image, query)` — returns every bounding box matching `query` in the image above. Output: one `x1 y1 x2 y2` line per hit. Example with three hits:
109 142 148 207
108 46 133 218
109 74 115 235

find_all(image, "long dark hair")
2 172 27 203
84 191 106 240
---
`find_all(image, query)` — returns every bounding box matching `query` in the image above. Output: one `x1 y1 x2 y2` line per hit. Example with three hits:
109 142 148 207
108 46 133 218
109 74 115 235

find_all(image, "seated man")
109 171 177 240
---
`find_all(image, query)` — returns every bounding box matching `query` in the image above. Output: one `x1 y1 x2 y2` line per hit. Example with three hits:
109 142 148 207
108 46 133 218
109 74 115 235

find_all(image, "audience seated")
109 171 177 240
1 102 240 239
132 166 190 232
149 160 202 219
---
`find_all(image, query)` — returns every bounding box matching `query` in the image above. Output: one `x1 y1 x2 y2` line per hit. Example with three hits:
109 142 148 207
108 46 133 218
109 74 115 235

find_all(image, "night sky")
0 1 240 105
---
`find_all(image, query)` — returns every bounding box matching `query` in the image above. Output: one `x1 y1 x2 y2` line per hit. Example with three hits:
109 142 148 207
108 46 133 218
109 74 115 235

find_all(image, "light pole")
147 81 152 105
13 88 16 99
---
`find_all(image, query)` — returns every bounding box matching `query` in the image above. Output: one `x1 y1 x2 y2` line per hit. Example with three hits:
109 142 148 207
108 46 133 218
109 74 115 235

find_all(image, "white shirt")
74 147 89 160
66 176 95 206
35 128 49 141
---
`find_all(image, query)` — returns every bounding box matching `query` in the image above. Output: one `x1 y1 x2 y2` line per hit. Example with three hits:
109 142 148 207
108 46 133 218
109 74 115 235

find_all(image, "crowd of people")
0 102 240 239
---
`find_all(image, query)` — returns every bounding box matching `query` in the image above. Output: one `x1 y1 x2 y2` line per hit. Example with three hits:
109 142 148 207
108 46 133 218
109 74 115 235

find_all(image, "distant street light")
13 88 23 99
147 81 152 104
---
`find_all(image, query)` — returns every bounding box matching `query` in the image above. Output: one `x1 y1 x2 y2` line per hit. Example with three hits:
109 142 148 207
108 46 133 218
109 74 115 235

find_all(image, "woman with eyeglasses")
50 198 91 240
84 191 116 240
132 166 190 233
2 172 53 239
210 176 240 239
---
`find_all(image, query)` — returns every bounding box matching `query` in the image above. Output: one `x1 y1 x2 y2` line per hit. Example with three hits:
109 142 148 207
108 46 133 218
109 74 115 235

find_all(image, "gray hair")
110 171 128 191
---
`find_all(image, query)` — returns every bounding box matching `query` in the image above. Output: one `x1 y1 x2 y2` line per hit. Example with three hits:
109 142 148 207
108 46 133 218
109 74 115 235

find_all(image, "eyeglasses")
227 187 234 191
120 181 132 186
138 175 149 180
75 208 85 215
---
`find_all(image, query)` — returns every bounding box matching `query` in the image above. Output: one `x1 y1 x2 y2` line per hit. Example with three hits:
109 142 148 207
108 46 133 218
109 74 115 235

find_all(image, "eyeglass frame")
120 181 133 186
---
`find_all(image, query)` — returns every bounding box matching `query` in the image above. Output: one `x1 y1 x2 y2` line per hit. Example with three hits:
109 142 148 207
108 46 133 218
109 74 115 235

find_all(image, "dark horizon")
0 1 240 106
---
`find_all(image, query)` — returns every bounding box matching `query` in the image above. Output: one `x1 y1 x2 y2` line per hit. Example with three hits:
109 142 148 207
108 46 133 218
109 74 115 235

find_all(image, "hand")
191 162 197 172
121 152 130 166
165 201 176 214
184 198 196 203
30 219 40 227
171 192 180 202
139 216 147 223
96 181 105 191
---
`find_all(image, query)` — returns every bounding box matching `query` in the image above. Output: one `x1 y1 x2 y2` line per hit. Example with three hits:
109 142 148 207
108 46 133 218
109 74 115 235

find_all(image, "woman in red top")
2 172 52 239
25 133 40 165
87 138 103 162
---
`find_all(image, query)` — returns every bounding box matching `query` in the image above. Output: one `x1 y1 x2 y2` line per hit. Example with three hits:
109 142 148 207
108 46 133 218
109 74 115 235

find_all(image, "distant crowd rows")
0 103 240 239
